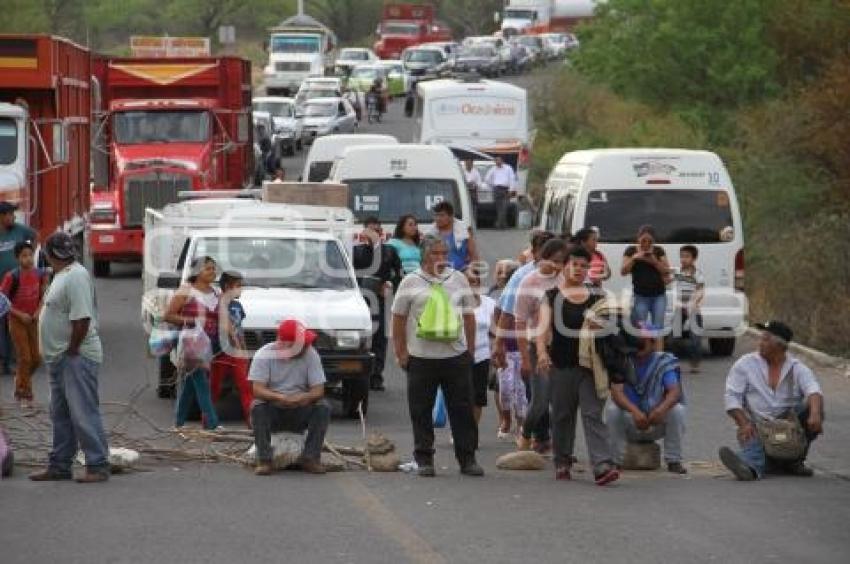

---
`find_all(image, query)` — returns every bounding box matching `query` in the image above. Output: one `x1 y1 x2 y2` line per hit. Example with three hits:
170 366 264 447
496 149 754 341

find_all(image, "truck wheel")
157 356 177 399
709 338 736 357
342 378 369 419
93 260 110 278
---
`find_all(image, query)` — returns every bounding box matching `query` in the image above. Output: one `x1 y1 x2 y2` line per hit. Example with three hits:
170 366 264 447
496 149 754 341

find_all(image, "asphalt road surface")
2 73 849 564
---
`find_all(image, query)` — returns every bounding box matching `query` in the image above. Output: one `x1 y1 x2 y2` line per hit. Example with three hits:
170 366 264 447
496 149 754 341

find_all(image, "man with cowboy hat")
249 319 331 476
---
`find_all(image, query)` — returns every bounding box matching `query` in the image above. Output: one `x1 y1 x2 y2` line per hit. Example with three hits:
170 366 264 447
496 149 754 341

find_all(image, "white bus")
415 78 530 224
538 148 747 356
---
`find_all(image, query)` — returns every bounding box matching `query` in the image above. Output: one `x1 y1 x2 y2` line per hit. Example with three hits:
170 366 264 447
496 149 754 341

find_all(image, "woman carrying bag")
164 256 222 430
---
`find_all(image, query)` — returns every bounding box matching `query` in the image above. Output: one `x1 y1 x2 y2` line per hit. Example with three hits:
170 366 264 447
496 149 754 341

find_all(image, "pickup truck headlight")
335 330 363 350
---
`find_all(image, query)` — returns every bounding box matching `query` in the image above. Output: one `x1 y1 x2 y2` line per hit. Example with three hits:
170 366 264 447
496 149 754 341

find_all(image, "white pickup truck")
142 197 374 417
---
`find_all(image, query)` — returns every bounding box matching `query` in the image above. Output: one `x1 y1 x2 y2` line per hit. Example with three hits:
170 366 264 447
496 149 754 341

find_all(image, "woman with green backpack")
392 235 484 478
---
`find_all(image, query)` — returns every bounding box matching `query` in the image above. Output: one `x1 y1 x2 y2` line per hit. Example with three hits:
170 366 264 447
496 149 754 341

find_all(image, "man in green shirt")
0 201 37 374
30 232 109 483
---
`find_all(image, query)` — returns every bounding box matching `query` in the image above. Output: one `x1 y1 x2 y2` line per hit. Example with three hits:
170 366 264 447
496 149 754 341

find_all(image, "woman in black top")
621 225 671 331
536 246 620 486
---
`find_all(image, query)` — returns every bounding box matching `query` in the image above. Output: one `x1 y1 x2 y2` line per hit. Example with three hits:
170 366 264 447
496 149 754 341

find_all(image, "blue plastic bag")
432 387 447 428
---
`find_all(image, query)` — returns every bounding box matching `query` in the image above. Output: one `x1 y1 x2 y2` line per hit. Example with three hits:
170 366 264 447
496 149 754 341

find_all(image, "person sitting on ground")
249 319 331 476
424 201 479 272
719 321 824 481
1 240 47 409
606 326 688 474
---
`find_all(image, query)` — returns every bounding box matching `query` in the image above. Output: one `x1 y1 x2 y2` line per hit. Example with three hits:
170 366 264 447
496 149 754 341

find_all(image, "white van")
538 148 746 355
328 144 473 233
301 134 398 182
415 78 530 224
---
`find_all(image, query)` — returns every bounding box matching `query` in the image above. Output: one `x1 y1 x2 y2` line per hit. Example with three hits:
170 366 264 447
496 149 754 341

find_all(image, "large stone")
496 450 546 471
623 441 661 470
369 451 401 472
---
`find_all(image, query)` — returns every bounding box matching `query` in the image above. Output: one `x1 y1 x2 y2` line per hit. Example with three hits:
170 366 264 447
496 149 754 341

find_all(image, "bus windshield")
584 189 735 244
113 110 210 144
383 22 420 36
271 35 320 54
345 179 460 223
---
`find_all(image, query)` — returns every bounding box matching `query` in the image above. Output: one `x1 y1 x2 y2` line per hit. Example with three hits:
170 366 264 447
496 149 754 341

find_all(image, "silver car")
298 97 358 144
253 96 303 156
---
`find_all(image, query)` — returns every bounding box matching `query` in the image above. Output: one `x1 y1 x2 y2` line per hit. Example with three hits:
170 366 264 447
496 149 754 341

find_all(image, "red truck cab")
373 3 452 60
0 35 91 247
89 57 253 277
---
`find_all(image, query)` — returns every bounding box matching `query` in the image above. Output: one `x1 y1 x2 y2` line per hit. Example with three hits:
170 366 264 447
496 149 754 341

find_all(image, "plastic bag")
176 325 213 371
432 387 447 428
416 283 461 342
148 322 179 357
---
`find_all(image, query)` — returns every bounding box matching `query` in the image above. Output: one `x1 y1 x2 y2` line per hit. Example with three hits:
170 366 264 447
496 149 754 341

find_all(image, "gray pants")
493 186 509 229
550 364 613 470
605 402 686 464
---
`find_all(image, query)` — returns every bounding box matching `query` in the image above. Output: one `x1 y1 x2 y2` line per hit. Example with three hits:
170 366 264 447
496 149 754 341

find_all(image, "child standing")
675 245 705 373
1 241 46 408
210 271 253 426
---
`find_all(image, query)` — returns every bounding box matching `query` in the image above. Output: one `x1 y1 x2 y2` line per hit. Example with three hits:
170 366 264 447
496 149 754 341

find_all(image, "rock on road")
1 73 849 564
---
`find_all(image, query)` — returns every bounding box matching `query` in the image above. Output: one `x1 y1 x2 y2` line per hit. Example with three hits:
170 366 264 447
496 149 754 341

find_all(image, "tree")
573 0 779 110
439 0 504 37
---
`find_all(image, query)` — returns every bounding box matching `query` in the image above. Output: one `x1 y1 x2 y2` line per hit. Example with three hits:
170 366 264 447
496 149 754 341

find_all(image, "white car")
300 97 358 144
253 96 303 155
302 134 398 182
335 48 378 74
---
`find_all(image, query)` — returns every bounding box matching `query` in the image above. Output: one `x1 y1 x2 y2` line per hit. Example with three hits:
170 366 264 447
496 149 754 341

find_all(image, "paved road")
2 73 850 564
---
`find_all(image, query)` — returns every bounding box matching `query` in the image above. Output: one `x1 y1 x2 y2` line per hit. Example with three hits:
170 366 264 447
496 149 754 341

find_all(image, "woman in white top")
464 266 496 426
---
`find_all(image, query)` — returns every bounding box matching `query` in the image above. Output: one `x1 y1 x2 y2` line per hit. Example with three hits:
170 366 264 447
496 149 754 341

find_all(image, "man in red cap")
248 319 330 476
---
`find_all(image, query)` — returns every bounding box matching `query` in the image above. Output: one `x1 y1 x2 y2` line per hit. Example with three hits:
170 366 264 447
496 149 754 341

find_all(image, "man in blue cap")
0 201 36 374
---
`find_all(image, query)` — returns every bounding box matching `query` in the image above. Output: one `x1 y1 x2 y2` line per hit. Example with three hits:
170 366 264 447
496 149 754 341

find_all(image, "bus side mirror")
52 122 69 165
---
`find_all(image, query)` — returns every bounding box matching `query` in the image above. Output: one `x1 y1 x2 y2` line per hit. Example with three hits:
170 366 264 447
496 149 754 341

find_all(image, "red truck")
373 3 453 60
88 56 253 276
0 35 91 248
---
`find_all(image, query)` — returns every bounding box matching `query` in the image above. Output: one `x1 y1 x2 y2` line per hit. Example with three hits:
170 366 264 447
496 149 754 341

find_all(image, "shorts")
471 360 490 407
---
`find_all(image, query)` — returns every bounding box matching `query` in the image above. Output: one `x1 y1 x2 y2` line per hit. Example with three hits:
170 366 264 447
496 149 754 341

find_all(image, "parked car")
419 41 461 66
335 47 379 75
507 41 535 74
253 96 303 155
295 87 342 112
563 33 580 51
402 46 451 79
300 97 358 144
376 60 411 96
514 35 545 65
463 36 512 72
453 46 501 77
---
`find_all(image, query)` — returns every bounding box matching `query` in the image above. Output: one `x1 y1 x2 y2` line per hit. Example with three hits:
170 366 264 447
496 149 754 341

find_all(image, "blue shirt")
443 230 469 271
625 354 680 407
498 261 536 315
387 238 422 274
228 299 245 335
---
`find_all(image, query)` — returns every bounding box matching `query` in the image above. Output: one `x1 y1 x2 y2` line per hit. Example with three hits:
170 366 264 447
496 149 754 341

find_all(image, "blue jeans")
47 355 110 473
632 294 667 330
737 406 819 478
175 367 219 429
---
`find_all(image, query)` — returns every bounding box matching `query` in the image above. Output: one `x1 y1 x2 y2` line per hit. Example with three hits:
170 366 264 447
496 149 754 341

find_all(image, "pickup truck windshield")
253 101 293 118
0 118 16 165
506 9 537 19
304 103 336 117
114 110 210 144
584 189 735 244
404 50 441 64
194 237 354 289
271 35 320 54
345 178 459 223
383 22 420 36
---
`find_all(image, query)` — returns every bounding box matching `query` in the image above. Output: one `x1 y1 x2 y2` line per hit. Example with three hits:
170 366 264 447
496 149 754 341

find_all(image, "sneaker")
418 464 436 477
28 468 73 481
719 446 757 481
667 461 688 474
74 470 110 483
254 463 273 476
460 461 485 477
786 462 814 477
594 463 620 486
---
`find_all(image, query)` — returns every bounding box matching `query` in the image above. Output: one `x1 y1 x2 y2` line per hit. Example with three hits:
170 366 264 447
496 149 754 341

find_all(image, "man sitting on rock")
249 319 331 476
719 321 823 481
606 326 687 474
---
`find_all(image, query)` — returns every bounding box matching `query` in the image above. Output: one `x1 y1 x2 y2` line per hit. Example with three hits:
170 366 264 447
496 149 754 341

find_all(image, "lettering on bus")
436 101 518 117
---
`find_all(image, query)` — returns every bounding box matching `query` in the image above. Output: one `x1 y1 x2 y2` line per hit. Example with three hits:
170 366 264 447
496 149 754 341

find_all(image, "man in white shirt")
483 156 517 229
719 321 824 481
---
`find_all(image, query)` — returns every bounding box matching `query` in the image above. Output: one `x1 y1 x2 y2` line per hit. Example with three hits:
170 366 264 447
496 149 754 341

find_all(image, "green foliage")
574 0 779 111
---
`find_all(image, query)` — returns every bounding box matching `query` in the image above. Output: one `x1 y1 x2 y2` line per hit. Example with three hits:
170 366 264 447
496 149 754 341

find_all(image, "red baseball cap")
277 319 317 347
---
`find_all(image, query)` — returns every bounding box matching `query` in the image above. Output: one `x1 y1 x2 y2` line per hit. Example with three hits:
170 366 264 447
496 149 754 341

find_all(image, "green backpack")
416 278 461 342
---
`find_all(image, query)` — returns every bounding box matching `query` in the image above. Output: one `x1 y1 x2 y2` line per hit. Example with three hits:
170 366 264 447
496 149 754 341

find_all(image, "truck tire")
709 338 736 357
93 260 110 278
342 378 369 419
157 356 177 399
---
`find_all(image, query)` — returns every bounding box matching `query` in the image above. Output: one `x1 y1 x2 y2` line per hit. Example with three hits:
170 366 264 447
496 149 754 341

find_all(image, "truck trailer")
501 0 599 35
0 34 91 248
89 55 253 276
